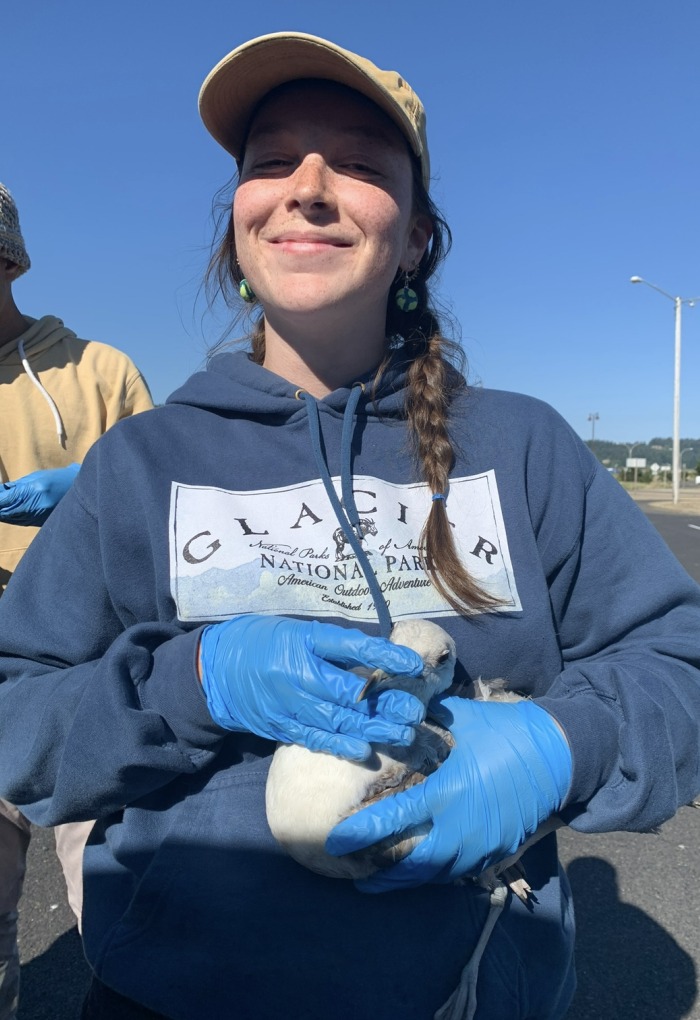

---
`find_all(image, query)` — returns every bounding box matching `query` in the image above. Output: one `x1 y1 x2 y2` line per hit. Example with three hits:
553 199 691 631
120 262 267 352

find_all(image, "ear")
1 260 22 283
400 214 432 272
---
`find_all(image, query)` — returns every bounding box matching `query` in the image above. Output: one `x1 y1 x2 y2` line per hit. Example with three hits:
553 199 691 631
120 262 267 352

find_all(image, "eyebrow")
247 123 395 144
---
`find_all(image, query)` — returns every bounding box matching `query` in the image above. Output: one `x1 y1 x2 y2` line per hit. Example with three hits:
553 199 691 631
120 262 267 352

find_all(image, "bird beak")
356 669 391 702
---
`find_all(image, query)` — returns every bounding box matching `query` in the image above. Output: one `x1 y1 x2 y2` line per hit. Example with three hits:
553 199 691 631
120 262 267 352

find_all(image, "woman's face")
235 81 430 321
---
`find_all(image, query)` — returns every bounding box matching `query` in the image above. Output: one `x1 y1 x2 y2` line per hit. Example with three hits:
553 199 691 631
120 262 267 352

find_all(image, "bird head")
356 619 457 707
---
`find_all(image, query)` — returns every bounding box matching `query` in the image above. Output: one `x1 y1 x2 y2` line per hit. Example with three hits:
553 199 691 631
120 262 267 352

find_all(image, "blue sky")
4 0 700 442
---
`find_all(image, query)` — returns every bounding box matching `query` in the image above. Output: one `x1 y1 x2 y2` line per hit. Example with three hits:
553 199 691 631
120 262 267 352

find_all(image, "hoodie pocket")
96 757 280 967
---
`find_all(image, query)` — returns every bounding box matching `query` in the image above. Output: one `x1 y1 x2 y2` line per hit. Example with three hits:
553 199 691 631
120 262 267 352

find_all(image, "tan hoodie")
0 315 153 588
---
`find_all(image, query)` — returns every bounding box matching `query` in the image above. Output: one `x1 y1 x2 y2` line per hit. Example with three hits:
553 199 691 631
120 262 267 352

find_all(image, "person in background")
0 181 153 1020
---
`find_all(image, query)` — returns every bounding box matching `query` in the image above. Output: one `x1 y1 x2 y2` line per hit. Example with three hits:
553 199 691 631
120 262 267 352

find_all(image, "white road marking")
688 524 700 531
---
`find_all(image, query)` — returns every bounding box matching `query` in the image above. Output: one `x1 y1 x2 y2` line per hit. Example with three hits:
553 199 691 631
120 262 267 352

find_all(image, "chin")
264 280 357 314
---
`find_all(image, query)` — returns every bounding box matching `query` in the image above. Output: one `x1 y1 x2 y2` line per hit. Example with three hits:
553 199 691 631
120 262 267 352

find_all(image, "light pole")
630 277 700 504
627 441 642 488
588 412 599 455
681 447 693 488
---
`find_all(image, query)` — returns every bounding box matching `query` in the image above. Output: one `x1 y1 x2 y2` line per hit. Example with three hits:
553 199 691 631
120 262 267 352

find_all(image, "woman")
0 32 698 1020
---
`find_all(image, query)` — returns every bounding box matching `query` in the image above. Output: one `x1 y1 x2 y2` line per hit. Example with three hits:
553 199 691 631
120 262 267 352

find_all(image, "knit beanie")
0 182 31 275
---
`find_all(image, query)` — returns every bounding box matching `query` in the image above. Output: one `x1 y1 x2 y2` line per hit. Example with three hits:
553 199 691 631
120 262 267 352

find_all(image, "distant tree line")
584 437 700 474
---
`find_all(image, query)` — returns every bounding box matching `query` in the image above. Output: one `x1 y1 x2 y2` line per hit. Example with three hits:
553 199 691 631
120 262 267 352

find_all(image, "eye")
254 158 294 170
337 160 384 180
437 650 451 665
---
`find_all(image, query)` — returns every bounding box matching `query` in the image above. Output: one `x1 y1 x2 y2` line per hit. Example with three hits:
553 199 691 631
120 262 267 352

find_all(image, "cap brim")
198 32 423 166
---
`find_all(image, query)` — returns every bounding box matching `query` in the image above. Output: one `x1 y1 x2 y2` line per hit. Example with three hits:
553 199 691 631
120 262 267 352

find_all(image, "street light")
588 412 599 453
681 447 694 488
628 438 644 485
630 276 700 504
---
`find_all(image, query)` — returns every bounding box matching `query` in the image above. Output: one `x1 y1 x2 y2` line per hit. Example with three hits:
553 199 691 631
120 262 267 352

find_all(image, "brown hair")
205 153 501 615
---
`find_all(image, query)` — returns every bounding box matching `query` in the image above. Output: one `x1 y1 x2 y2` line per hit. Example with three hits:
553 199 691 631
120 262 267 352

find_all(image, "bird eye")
437 650 451 664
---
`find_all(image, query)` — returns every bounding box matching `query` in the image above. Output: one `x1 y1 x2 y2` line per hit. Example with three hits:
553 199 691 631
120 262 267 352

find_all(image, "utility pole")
674 300 683 501
588 413 599 456
631 278 699 504
627 442 642 488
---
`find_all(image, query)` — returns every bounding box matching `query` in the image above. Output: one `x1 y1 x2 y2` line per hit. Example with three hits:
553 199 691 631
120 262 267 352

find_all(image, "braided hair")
206 156 501 615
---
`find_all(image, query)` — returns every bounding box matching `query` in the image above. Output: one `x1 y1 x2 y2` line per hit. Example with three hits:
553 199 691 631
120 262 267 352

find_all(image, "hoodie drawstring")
301 387 393 639
303 386 508 1020
18 339 66 448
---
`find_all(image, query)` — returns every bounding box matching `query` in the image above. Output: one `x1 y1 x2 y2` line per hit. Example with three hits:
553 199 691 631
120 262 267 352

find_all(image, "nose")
286 154 336 215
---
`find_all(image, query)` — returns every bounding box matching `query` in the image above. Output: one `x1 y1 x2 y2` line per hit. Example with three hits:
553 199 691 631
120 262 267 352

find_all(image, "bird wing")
344 722 454 873
360 721 453 805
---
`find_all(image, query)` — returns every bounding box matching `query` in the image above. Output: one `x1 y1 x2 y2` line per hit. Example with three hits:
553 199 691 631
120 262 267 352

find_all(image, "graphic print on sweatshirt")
169 470 521 623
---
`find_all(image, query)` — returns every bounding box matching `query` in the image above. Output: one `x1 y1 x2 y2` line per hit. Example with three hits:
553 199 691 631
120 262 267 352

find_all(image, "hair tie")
432 493 446 501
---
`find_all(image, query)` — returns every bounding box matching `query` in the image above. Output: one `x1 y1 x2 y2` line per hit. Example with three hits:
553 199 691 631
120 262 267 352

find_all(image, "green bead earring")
395 267 418 312
239 279 256 303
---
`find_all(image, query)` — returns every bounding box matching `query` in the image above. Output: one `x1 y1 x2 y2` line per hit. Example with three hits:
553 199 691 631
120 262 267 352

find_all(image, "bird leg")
470 814 564 902
434 883 509 1020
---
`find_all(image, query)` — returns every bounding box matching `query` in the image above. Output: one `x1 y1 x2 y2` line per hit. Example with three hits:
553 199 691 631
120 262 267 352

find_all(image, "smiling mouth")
267 236 352 249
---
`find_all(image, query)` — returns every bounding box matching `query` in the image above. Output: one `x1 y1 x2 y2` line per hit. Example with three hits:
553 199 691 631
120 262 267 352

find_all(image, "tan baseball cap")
198 32 430 188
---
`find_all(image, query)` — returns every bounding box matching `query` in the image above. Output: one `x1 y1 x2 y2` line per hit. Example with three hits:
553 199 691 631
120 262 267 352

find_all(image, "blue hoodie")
0 351 699 1020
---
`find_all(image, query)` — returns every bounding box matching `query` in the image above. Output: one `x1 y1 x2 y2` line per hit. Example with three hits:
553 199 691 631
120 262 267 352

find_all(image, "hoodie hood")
166 349 414 420
0 315 77 367
167 348 420 637
0 316 77 446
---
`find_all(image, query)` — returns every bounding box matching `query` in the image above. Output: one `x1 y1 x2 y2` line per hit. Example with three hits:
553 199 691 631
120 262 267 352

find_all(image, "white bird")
266 620 566 1020
266 619 557 896
266 619 457 880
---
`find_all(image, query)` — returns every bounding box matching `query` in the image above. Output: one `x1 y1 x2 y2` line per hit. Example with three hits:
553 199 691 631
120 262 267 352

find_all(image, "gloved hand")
199 615 425 761
0 464 80 526
326 695 572 890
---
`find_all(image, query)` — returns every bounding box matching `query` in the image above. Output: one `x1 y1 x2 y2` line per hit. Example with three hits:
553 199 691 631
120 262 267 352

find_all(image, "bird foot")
474 859 532 903
499 862 531 902
507 876 532 903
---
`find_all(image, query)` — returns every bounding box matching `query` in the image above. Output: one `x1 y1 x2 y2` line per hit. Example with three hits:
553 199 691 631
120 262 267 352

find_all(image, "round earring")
239 279 256 303
395 266 418 312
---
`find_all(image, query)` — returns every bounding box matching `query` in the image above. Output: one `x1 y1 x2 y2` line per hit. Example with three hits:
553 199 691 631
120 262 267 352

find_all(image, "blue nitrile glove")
199 615 425 762
0 464 80 526
326 696 572 890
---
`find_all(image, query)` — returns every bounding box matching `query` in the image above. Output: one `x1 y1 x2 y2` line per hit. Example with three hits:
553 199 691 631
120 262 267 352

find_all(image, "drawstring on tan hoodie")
17 338 66 448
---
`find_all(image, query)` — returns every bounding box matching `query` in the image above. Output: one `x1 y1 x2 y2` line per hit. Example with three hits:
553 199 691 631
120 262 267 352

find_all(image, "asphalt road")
15 501 700 1019
644 511 700 586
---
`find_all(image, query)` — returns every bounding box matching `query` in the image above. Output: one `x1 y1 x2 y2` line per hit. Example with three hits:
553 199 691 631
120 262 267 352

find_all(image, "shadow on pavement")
15 855 698 1019
18 926 91 1020
565 857 697 1019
